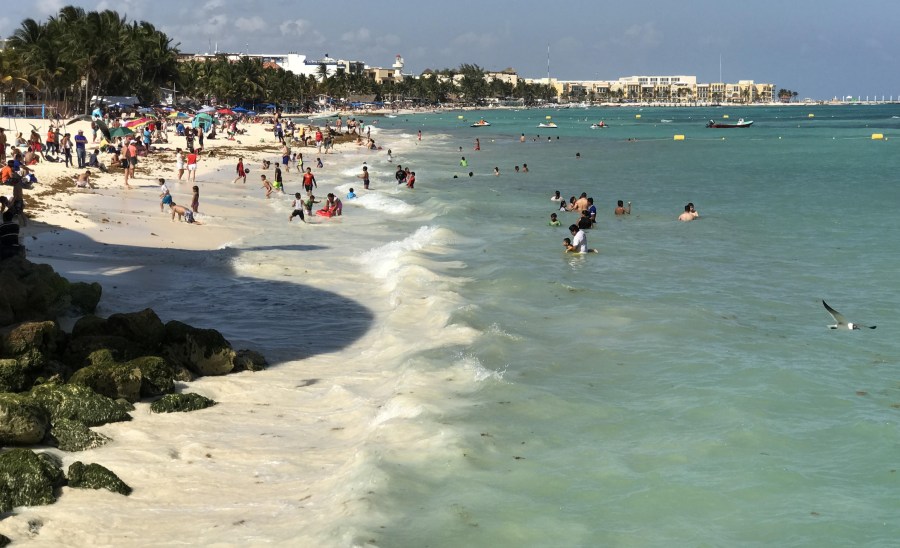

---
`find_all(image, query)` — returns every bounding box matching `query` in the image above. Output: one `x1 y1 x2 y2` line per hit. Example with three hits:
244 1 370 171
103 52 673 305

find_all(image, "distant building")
525 73 774 104
177 51 365 82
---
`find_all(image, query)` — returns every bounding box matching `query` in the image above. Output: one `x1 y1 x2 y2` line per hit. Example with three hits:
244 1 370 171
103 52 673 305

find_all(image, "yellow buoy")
872 133 885 140
673 135 685 141
635 114 641 119
546 115 552 120
723 114 730 119
808 113 815 118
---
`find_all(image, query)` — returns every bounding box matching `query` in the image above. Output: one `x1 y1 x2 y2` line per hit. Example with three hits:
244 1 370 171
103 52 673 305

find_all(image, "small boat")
537 122 558 128
706 118 753 128
471 119 491 127
590 121 607 129
385 114 397 118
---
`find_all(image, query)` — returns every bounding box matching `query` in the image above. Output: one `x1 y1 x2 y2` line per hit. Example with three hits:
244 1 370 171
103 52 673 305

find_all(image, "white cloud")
622 22 663 49
34 0 65 17
234 16 266 33
279 18 326 47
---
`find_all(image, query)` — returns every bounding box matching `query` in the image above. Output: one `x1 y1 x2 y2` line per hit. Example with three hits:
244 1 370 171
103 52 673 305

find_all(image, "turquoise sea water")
20 105 900 546
344 105 900 546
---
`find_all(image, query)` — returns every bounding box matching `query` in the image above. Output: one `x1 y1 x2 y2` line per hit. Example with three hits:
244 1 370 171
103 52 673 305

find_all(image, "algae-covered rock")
150 392 217 413
68 281 102 314
66 461 132 496
106 309 167 350
30 382 132 427
232 349 268 372
47 418 112 452
129 356 175 397
163 320 235 377
0 358 27 392
2 321 64 369
0 393 49 445
69 363 142 403
0 449 65 513
0 256 80 326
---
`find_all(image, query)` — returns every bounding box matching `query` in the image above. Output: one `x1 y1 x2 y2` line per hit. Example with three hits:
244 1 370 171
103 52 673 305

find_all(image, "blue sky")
3 0 900 99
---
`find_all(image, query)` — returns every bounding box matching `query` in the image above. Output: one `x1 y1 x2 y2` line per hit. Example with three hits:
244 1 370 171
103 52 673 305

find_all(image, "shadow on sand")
28 225 374 365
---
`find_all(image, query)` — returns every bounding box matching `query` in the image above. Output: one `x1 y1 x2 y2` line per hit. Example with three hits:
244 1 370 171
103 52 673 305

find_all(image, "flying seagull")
823 300 876 330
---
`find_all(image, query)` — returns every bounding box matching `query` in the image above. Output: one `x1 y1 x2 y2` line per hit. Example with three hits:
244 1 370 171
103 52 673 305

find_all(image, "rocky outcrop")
0 449 65 513
67 461 132 496
0 254 266 522
0 393 49 445
46 417 111 452
0 256 101 326
29 381 133 427
163 320 236 377
150 393 217 413
233 348 268 372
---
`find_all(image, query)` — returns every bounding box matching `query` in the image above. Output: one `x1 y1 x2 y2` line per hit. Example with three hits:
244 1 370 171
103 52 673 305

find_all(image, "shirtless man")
614 200 631 215
74 170 95 189
678 204 694 222
572 192 589 213
169 201 200 224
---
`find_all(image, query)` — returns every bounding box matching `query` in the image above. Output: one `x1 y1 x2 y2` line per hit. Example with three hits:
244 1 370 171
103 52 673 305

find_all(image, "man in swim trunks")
289 193 306 223
169 202 199 224
281 143 291 172
358 165 370 189
678 205 694 222
302 167 317 194
395 165 406 185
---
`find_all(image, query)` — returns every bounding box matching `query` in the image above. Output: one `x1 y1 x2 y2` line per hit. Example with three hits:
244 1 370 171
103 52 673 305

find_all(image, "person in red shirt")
1 161 14 184
186 149 199 182
302 167 317 194
232 157 246 184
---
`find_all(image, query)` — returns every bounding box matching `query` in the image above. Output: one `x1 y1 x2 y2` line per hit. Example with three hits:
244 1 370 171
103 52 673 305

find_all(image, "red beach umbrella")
124 117 152 128
217 108 234 115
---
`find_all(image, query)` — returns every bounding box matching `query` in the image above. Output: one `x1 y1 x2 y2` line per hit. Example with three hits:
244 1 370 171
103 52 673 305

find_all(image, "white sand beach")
1 114 433 545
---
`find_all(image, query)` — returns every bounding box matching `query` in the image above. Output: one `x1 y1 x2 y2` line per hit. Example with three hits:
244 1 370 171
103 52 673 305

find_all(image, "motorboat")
471 119 491 127
537 122 558 128
590 121 607 129
706 118 753 128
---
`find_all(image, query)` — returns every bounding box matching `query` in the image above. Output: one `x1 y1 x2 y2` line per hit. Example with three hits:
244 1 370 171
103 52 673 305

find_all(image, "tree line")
0 6 556 112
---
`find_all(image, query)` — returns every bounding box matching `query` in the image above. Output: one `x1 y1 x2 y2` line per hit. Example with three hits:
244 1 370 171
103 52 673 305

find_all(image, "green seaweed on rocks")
29 381 132 427
0 449 65 513
0 393 49 445
150 392 217 413
66 461 132 496
46 418 112 452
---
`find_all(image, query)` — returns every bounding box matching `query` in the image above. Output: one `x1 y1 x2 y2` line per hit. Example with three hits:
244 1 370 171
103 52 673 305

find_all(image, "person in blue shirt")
74 130 88 168
587 197 597 224
346 188 357 199
143 127 152 150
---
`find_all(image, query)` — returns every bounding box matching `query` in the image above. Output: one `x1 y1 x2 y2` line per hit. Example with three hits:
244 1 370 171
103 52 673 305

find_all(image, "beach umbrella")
109 126 134 139
217 108 234 115
232 106 249 113
168 111 190 118
137 107 154 114
66 114 93 126
247 111 257 116
124 117 152 128
95 119 111 140
198 105 216 113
